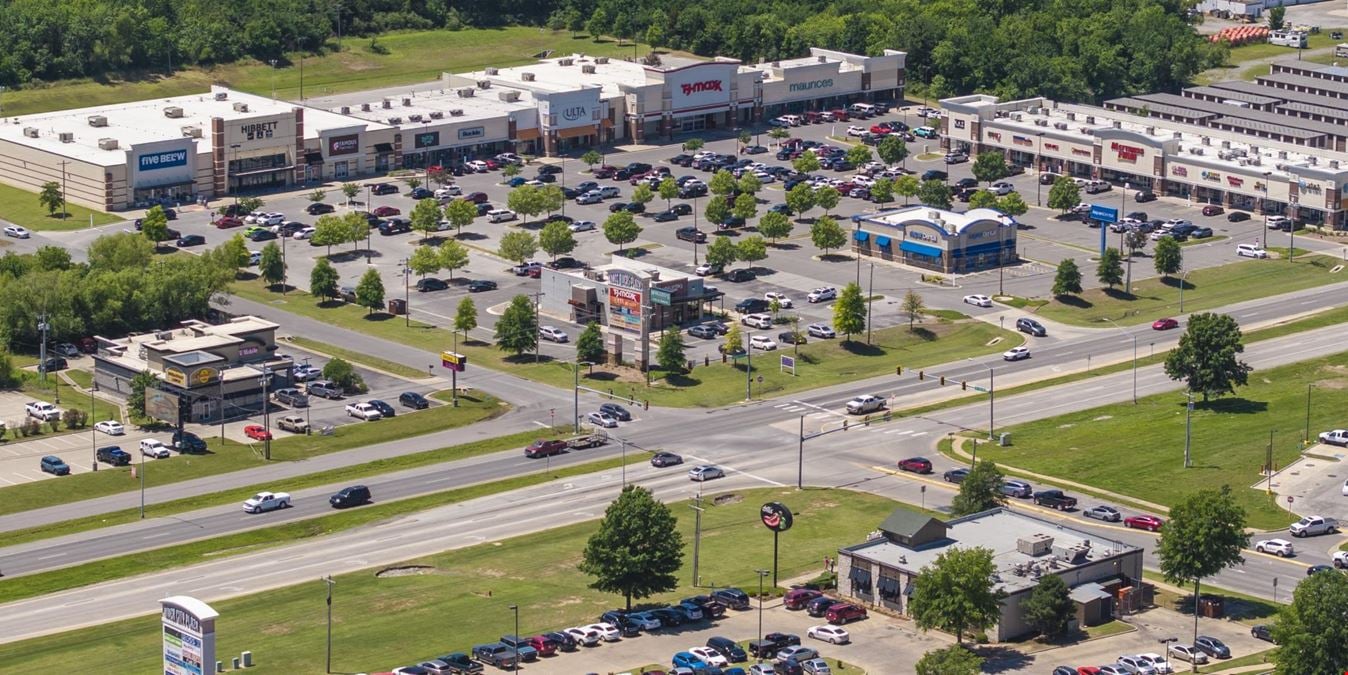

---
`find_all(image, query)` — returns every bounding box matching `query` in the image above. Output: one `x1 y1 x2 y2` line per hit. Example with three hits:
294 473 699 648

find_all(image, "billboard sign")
1088 204 1118 224
161 596 217 675
328 134 360 156
138 149 188 172
440 351 467 373
146 389 181 425
760 502 794 532
609 287 643 331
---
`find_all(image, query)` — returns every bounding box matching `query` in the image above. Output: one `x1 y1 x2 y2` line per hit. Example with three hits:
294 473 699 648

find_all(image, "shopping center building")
939 61 1348 229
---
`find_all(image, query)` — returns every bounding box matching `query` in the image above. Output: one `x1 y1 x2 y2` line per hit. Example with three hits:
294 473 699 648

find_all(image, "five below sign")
680 80 723 96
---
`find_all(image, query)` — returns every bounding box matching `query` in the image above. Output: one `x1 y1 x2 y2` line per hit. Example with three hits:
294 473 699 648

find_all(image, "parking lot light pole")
866 263 875 345
1177 269 1194 314
755 569 770 662
401 258 410 327
261 367 272 461
1184 391 1194 468
323 576 335 673
90 385 97 471
508 604 519 672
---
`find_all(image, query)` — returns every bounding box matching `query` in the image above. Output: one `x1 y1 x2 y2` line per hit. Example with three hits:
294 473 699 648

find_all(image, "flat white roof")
864 206 1012 234
468 54 652 96
330 85 538 125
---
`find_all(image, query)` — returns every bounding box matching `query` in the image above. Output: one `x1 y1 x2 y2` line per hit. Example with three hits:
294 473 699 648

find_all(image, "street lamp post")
968 358 995 440
756 569 770 663
1102 318 1138 404
90 385 97 471
1177 269 1194 314
1261 171 1270 248
866 263 875 345
401 258 410 327
260 367 273 461
1184 391 1194 468
323 576 336 673
508 604 520 672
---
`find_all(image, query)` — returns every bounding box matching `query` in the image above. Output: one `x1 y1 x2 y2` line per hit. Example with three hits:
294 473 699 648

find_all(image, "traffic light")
961 381 967 391
918 371 925 381
939 376 946 386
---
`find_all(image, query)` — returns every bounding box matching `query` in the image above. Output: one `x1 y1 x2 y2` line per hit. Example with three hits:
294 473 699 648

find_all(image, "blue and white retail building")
851 206 1018 275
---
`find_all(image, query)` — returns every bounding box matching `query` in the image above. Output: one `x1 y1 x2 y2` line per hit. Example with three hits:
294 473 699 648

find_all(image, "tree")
341 182 360 206
311 214 345 257
810 216 847 255
951 459 1006 516
410 198 442 242
443 198 477 237
915 646 983 675
502 162 521 179
453 297 477 341
657 177 679 209
910 546 1004 645
833 282 866 341
34 246 71 271
792 150 820 174
630 183 655 208
1097 247 1124 289
723 321 743 356
214 233 250 272
1022 574 1075 640
438 239 469 280
38 181 64 217
408 245 441 277
916 180 952 209
656 329 686 373
1052 259 1083 297
1047 177 1081 214
704 195 731 227
585 7 609 39
495 294 539 356
539 220 576 261
1154 236 1183 277
732 193 757 222
539 186 565 218
579 485 685 611
603 212 642 252
877 135 910 166
1126 229 1149 257
737 172 762 198
498 230 538 265
768 127 791 145
427 166 448 187
403 175 422 191
581 150 602 171
1273 569 1348 674
308 189 327 205
323 357 366 393
998 192 1028 217
1163 313 1251 402
845 144 871 167
310 258 339 300
901 289 925 331
709 169 737 197
1157 486 1248 654
354 268 385 314
971 152 1010 185
757 211 792 243
258 242 285 287
1268 2 1286 30
896 175 919 206
237 197 264 215
507 185 545 226
814 186 840 215
127 370 159 417
140 205 170 247
576 322 605 364
340 211 370 252
736 236 768 270
705 236 738 269
967 190 999 210
682 138 705 152
786 184 816 220
871 177 895 204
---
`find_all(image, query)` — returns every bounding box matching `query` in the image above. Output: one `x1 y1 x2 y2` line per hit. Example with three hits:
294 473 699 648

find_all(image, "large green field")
0 183 124 231
0 487 903 673
1026 255 1344 326
979 351 1348 528
1 28 656 116
233 280 1023 407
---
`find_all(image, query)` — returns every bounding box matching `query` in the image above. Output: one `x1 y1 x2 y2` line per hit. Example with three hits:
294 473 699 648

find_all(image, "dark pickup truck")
471 643 518 669
524 439 567 458
1033 489 1078 511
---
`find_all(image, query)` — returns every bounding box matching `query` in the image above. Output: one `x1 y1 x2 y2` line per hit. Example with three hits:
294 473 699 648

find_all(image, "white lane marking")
911 432 928 438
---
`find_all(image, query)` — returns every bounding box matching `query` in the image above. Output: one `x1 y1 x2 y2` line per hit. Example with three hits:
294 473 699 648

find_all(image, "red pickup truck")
524 439 567 458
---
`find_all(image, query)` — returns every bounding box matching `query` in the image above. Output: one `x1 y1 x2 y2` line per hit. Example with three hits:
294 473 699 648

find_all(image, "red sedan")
371 206 401 217
869 125 892 135
243 425 273 441
1124 515 1164 531
213 216 244 229
1152 317 1179 331
897 457 933 474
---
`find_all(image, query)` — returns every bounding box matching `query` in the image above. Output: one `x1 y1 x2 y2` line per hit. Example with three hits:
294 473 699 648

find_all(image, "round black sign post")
761 502 793 587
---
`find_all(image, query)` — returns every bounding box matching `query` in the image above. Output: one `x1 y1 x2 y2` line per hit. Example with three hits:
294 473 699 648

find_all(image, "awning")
961 240 1006 256
848 566 872 584
557 125 596 140
854 231 870 242
900 240 942 257
875 236 891 247
876 577 901 596
373 143 394 153
305 152 324 163
514 128 542 141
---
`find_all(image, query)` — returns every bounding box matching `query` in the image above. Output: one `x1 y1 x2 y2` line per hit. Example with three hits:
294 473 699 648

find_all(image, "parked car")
345 402 383 421
1084 505 1122 522
94 420 126 435
1318 429 1348 446
707 636 748 662
307 380 344 399
807 323 836 339
1250 624 1275 643
243 425 273 441
1167 644 1208 664
825 603 866 624
1236 243 1268 258
273 388 309 407
1016 317 1047 337
277 415 309 434
806 625 850 644
172 430 208 452
467 280 497 292
139 439 171 458
806 287 837 303
1000 479 1033 498
176 234 206 247
1201 205 1224 216
1227 211 1251 222
784 588 823 610
40 455 70 475
898 457 933 474
96 446 131 466
1194 636 1230 659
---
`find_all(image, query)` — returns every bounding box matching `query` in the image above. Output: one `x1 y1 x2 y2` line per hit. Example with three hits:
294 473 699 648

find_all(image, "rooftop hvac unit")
1066 112 1076 121
596 57 609 64
408 114 423 122
1053 122 1068 130
164 107 184 119
387 117 402 125
485 67 499 75
23 127 38 138
1011 112 1023 121
1238 158 1250 166
559 58 574 66
1309 156 1318 165
477 80 492 89
1278 150 1289 160
97 137 119 150
1221 140 1231 149
58 132 74 143
457 88 476 98
87 115 108 127
361 103 371 112
1201 136 1212 145
181 125 202 138
1218 150 1232 160
1086 116 1096 124
1145 126 1155 135
1034 119 1048 127
1173 131 1182 139
582 65 596 74
449 109 464 116
1112 120 1122 128
214 92 228 101
1191 147 1204 155
499 91 521 102
1017 533 1054 557
381 99 392 109
233 102 249 113
1248 156 1261 166
428 111 444 120
402 98 412 106
1332 160 1341 169
1079 127 1093 135
339 106 350 114
521 72 536 82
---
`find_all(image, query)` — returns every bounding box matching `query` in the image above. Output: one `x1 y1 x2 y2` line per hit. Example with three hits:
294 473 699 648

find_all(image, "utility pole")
744 331 752 401
797 414 805 489
1304 383 1312 446
59 160 69 220
261 367 272 461
1184 391 1194 468
403 258 410 327
533 291 543 364
865 263 875 345
323 576 335 673
90 385 97 472
690 492 704 587
37 314 49 385
1266 430 1274 495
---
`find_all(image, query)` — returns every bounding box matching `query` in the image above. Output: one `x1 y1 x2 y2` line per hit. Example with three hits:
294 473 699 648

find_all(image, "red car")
1152 317 1179 331
784 588 822 610
243 425 273 441
527 635 558 657
371 206 401 217
897 457 933 474
869 125 891 135
213 216 244 229
525 439 567 458
464 192 490 204
1124 515 1164 531
825 602 867 624
1201 205 1224 216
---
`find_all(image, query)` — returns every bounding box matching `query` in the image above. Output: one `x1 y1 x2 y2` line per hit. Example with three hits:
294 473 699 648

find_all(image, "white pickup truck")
242 491 292 513
1318 429 1348 447
25 401 61 421
845 394 886 415
1289 515 1338 538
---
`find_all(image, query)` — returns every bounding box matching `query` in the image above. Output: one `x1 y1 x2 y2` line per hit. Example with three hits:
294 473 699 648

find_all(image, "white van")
1237 243 1269 259
848 103 876 117
781 114 803 127
487 209 517 223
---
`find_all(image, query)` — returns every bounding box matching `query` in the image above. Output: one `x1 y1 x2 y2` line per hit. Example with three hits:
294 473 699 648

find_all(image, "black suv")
712 587 751 610
725 268 756 282
399 391 430 409
370 183 399 195
172 430 208 453
735 298 770 314
329 485 372 508
707 635 748 662
805 595 835 617
96 446 131 466
1016 317 1047 337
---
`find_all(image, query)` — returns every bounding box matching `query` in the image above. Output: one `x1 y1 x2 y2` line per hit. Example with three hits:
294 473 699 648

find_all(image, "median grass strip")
234 279 1023 407
0 425 567 549
284 335 432 380
0 488 905 673
974 351 1348 529
0 183 123 231
1023 256 1342 326
0 391 503 516
0 454 632 606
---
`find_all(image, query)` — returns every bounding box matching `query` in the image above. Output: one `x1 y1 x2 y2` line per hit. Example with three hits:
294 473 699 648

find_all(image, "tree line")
0 0 1223 104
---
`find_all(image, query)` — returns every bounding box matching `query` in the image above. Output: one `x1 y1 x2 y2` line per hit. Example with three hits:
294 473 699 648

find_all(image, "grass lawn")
0 391 503 516
0 487 905 673
234 280 1022 407
1180 234 1228 247
8 371 124 436
1143 571 1281 626
285 335 431 379
0 454 629 606
976 352 1348 529
1 29 656 116
61 369 94 389
0 183 123 232
1029 256 1343 326
1081 620 1134 639
1221 29 1347 64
